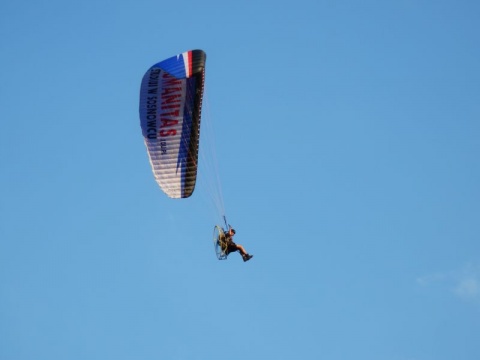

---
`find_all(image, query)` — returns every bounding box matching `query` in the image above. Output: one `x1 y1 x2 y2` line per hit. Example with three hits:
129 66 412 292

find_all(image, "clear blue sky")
1 0 479 359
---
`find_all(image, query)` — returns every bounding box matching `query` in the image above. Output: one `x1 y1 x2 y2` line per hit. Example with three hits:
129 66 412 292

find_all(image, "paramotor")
213 225 228 260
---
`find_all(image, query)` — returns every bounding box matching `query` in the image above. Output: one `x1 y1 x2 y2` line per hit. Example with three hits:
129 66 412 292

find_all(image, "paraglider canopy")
139 50 206 198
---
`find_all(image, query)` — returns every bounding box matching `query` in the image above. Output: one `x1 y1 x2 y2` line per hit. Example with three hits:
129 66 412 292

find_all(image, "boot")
243 254 253 262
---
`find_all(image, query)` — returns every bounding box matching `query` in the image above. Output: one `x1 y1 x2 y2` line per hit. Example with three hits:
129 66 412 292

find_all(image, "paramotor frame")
213 225 228 260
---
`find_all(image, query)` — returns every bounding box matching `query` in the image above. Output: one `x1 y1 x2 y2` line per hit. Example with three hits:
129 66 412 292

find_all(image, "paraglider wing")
139 50 206 198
